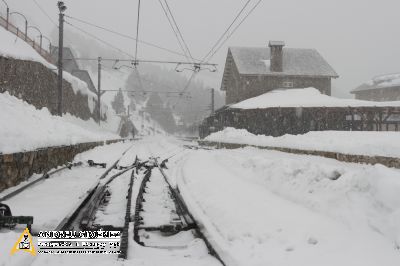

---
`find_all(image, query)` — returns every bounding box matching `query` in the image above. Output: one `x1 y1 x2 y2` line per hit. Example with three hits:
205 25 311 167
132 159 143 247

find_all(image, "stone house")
351 73 400 101
221 41 339 104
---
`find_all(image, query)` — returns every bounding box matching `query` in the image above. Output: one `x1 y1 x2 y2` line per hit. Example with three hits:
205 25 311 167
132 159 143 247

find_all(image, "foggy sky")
4 0 400 98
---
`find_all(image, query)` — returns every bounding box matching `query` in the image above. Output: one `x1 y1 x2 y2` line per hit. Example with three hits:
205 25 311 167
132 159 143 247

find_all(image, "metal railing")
0 9 54 64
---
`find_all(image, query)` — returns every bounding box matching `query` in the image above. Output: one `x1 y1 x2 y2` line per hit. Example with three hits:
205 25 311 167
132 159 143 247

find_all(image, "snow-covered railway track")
132 157 226 265
46 145 136 232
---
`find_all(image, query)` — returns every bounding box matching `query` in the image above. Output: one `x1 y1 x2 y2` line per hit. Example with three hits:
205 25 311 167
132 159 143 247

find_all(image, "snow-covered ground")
0 92 119 154
0 137 219 266
0 141 134 266
2 136 400 266
206 127 400 158
177 147 400 266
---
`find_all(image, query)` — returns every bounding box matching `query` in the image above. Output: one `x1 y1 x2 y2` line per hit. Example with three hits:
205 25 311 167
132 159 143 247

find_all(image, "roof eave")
351 85 400 94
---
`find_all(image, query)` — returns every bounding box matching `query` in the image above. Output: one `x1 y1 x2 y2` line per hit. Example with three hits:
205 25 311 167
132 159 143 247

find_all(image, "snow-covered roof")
230 88 400 109
229 47 339 77
351 73 400 93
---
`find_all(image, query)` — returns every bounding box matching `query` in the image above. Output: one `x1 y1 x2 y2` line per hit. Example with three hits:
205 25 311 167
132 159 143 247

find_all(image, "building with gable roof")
351 73 400 101
221 41 339 104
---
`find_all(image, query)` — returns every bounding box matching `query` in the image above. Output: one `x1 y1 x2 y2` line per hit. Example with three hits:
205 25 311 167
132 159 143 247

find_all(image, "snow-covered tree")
111 88 126 114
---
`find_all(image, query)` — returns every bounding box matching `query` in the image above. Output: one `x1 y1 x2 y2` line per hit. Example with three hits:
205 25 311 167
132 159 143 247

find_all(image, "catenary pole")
57 1 67 116
97 57 102 125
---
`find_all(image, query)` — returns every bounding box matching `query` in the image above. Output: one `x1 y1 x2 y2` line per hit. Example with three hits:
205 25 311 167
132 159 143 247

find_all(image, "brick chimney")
269 41 285 72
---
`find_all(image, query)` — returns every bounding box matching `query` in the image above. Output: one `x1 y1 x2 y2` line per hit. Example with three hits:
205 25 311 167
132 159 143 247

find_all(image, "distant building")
351 73 400 101
199 88 400 138
221 41 339 104
50 47 97 94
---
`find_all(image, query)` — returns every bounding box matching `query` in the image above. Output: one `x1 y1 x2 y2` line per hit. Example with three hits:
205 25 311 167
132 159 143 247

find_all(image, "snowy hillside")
0 26 98 101
0 92 119 154
89 67 166 136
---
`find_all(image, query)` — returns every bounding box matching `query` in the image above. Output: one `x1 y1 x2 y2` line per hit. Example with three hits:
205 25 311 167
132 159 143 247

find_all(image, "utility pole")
57 1 67 116
211 88 215 115
97 57 102 125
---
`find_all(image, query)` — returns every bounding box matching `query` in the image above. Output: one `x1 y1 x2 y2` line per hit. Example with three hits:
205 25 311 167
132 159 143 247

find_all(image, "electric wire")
163 0 194 62
200 0 252 63
64 15 193 60
205 0 263 63
157 0 190 62
134 0 141 63
32 0 58 27
64 20 134 59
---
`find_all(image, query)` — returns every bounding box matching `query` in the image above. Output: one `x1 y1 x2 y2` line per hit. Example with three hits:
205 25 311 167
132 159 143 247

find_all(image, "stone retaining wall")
198 140 400 169
0 56 101 121
0 139 124 192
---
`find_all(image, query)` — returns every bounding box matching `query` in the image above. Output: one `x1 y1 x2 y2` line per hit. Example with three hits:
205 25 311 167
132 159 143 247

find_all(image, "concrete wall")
0 56 100 121
0 139 123 192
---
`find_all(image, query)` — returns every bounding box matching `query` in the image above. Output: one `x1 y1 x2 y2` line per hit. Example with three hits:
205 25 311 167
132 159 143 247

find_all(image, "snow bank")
0 26 97 100
206 127 400 158
179 148 400 266
230 87 400 109
0 92 119 154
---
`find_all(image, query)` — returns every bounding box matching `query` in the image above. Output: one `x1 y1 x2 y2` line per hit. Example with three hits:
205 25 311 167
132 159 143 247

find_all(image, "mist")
4 0 400 98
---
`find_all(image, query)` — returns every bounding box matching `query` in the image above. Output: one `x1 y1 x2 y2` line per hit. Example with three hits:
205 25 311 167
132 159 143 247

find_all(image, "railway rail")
1 140 225 265
0 144 135 233
133 156 226 265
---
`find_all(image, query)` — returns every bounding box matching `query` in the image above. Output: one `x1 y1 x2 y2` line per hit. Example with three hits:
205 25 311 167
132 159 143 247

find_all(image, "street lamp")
57 1 67 116
10 12 27 41
1 0 9 30
27 26 42 53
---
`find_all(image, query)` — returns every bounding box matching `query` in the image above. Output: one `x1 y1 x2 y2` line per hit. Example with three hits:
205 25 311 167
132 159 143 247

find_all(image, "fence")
0 10 54 64
199 106 400 138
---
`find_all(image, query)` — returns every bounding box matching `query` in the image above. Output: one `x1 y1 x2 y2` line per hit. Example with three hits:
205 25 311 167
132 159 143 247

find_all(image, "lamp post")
1 0 9 30
27 26 42 53
57 1 67 116
10 12 27 41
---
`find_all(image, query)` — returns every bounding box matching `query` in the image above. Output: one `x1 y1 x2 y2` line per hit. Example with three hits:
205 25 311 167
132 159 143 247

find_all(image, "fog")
4 0 400 97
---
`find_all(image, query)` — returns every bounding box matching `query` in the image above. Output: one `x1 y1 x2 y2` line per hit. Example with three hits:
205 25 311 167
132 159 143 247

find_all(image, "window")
282 81 294 88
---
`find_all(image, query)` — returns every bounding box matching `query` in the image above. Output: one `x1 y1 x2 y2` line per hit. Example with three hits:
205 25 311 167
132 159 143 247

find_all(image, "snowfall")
1 13 400 266
0 25 166 154
0 137 400 266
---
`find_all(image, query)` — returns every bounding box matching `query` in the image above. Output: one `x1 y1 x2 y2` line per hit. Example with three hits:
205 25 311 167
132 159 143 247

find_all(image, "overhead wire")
64 20 134 58
134 0 141 63
64 15 194 60
32 0 58 27
200 0 252 63
204 0 263 63
171 70 198 110
157 0 191 62
163 0 194 62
